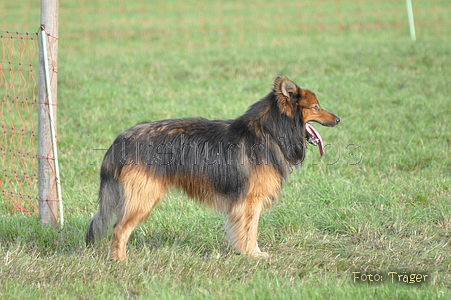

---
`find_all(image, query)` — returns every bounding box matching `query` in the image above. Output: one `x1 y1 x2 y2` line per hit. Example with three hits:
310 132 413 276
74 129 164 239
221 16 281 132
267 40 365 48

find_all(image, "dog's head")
274 76 340 156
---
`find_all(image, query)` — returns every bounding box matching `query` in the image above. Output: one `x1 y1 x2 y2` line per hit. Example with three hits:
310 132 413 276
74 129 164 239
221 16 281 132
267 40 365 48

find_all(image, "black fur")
101 90 305 200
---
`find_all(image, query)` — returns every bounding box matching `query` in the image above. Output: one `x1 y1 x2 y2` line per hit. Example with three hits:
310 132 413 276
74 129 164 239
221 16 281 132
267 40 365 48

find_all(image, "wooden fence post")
38 0 59 226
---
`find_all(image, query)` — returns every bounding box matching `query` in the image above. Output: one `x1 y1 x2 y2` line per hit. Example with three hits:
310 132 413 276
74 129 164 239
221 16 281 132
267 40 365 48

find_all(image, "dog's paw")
251 251 270 261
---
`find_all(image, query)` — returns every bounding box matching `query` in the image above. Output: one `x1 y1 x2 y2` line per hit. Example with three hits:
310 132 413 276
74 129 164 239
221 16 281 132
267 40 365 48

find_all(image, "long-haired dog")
86 77 340 260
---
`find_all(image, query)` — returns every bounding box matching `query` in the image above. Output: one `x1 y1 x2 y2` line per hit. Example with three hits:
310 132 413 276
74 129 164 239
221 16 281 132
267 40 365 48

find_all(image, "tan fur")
225 165 281 257
299 89 338 126
111 164 281 260
168 174 234 212
111 165 167 260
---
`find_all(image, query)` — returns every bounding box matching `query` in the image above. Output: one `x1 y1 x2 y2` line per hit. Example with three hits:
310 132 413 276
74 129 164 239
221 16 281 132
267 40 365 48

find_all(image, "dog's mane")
236 89 307 166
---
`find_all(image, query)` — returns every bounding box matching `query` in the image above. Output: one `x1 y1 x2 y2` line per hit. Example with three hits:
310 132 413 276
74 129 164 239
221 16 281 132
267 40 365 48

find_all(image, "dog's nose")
336 117 340 124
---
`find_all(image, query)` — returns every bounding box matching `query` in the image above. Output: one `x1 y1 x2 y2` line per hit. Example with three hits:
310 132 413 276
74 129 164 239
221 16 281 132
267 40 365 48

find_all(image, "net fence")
61 0 451 48
2 1 451 49
1 31 39 214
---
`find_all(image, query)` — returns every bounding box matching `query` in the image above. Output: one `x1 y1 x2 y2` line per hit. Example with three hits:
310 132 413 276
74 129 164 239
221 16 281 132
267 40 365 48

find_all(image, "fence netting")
1 31 39 214
59 0 450 48
2 1 451 50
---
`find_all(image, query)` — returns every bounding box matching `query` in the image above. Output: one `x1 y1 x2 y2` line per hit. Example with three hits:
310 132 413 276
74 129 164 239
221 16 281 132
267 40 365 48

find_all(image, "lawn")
1 1 450 299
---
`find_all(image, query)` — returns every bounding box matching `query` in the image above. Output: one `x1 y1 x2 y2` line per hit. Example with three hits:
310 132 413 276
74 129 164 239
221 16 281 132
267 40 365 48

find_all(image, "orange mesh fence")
1 1 451 50
56 0 450 48
1 31 39 214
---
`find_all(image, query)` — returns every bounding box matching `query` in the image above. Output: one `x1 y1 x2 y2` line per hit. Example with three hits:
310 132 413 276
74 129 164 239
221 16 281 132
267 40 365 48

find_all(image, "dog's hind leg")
110 168 166 261
225 196 268 258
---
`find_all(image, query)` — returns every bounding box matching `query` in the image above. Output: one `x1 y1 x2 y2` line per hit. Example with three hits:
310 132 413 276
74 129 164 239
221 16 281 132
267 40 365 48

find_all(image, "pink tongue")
305 123 325 157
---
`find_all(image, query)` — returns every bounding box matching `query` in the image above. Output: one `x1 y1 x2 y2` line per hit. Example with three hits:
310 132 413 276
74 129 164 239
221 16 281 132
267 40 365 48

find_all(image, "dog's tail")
86 161 123 246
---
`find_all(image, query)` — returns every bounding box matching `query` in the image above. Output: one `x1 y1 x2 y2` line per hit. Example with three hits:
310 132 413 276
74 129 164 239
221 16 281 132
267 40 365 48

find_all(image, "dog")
86 77 340 260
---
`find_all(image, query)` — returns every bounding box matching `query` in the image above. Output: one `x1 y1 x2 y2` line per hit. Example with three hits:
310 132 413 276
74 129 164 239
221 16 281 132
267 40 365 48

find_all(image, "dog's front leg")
225 196 269 258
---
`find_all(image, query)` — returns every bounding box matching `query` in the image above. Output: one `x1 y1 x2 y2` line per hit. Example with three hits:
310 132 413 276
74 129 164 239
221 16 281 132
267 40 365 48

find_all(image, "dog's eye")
312 105 319 111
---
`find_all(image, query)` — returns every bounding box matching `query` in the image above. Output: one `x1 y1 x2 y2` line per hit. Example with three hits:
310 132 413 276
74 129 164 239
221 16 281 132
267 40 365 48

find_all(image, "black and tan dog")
86 77 340 260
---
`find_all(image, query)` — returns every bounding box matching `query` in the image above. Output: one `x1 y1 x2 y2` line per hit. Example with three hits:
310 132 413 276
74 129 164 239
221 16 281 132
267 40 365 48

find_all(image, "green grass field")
1 1 451 299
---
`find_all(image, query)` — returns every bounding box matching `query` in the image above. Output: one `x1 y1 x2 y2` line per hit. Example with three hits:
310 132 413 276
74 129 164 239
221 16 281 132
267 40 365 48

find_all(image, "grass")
1 0 451 299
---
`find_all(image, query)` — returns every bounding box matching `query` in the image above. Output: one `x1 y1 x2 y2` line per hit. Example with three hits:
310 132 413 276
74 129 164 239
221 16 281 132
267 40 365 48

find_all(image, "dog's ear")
274 77 297 99
274 77 298 116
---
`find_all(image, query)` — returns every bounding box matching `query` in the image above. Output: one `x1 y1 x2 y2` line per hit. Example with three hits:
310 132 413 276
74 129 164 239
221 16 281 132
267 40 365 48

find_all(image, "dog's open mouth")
305 123 324 157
